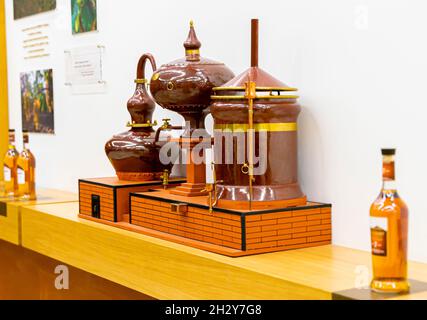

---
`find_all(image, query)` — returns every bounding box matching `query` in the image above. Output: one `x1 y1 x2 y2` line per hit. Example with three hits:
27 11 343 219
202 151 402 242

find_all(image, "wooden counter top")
0 189 78 245
20 201 427 300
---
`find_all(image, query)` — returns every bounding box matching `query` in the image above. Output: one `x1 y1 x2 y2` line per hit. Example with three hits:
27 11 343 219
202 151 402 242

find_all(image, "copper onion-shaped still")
105 54 174 181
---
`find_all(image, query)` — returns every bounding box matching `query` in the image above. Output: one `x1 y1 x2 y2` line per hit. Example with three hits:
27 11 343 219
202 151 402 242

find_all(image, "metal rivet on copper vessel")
167 82 175 91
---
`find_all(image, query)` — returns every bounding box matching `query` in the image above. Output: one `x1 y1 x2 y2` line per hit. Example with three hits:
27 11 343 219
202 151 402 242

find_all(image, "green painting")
13 0 56 20
71 0 97 34
20 69 55 134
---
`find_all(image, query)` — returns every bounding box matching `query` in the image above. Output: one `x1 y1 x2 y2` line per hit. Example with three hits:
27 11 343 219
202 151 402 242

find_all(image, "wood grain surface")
20 201 427 299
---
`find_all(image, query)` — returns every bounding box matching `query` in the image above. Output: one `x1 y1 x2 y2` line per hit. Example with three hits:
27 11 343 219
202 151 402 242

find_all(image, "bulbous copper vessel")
211 20 306 210
105 54 173 181
149 21 235 136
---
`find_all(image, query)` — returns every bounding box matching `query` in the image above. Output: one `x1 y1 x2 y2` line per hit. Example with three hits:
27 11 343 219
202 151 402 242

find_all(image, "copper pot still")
211 19 306 210
105 54 173 181
149 21 235 136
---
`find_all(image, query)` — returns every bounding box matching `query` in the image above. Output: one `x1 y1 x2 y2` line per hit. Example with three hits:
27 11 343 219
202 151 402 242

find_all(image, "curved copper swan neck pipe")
136 53 157 80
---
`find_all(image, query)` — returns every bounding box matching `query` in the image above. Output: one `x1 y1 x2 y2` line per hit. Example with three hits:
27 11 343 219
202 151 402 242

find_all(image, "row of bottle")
2 129 36 200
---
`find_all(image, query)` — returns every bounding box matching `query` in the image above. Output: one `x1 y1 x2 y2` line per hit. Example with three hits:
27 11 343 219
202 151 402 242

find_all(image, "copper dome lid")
212 19 298 100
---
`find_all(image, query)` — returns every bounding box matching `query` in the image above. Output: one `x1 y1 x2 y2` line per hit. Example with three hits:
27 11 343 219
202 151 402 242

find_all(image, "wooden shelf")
0 189 78 245
20 200 427 300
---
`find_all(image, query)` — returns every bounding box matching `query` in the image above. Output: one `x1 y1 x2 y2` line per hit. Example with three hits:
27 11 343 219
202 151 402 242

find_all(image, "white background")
4 0 427 263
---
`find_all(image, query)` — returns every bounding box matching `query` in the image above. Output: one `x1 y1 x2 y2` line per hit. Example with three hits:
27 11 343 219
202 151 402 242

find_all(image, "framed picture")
71 0 97 34
13 0 56 20
20 69 55 134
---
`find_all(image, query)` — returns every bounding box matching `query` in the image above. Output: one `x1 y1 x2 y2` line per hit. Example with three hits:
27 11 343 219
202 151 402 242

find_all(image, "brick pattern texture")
130 196 332 253
79 183 115 222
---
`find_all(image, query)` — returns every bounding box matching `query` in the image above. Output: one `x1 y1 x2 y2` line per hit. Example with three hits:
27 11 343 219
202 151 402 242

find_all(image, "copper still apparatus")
147 21 235 196
105 54 174 181
149 21 235 137
210 19 306 210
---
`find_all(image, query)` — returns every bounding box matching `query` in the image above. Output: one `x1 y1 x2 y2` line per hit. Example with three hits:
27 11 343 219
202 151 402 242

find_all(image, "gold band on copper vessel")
214 122 297 132
211 94 299 100
127 120 158 128
134 79 148 84
212 86 298 92
185 49 200 55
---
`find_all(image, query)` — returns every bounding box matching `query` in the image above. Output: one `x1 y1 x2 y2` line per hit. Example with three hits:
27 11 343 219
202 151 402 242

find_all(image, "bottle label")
371 216 388 256
17 167 25 185
3 166 11 182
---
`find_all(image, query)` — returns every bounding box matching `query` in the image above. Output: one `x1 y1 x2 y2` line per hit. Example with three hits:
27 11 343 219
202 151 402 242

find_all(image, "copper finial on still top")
184 20 201 60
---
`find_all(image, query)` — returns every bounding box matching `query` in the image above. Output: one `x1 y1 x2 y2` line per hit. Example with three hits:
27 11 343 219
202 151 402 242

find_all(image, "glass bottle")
3 129 19 198
370 149 409 293
17 130 36 200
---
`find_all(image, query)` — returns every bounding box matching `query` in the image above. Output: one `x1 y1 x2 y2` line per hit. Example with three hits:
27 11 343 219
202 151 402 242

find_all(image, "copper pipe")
154 122 184 144
245 81 257 211
251 19 259 68
203 162 223 213
247 19 260 210
136 53 157 80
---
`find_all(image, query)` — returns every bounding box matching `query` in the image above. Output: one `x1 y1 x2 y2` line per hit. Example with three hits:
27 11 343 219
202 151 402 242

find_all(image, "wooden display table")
0 239 151 300
0 189 151 300
19 200 427 300
0 188 78 245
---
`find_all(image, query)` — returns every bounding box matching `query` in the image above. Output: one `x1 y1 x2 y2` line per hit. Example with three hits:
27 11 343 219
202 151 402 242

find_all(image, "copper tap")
202 162 223 213
154 118 184 145
160 169 170 189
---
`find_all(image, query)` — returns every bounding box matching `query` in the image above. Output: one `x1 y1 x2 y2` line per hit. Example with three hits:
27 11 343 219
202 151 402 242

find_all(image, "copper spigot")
160 169 170 189
203 162 223 213
154 119 184 145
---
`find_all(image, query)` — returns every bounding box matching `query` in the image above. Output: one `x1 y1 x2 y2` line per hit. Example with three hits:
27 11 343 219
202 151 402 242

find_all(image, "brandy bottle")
3 129 19 198
17 130 36 200
370 149 409 293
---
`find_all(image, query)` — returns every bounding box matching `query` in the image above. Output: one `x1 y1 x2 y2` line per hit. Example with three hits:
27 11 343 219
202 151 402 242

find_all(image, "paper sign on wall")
64 45 106 94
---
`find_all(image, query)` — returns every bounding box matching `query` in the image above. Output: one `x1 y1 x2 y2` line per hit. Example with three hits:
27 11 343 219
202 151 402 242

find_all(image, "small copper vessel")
149 21 235 136
105 54 173 181
211 19 306 210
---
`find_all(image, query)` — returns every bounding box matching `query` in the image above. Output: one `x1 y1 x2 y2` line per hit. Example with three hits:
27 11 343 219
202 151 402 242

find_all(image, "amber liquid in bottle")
17 131 36 200
3 130 19 198
370 149 409 293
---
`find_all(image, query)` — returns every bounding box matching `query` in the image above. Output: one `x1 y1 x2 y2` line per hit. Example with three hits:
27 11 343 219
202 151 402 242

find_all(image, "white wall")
4 0 427 263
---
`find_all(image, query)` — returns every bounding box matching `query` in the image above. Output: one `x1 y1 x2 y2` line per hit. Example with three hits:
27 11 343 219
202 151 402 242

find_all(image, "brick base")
129 190 332 257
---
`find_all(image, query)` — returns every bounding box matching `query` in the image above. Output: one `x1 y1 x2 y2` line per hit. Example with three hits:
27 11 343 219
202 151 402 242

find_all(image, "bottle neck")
382 155 396 191
8 133 15 149
23 134 29 150
382 179 397 191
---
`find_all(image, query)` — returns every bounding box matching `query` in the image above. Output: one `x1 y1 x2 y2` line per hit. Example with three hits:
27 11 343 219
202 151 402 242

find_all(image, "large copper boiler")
105 54 173 181
150 21 234 136
211 19 306 210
